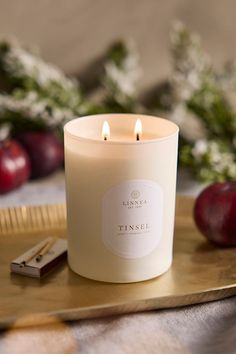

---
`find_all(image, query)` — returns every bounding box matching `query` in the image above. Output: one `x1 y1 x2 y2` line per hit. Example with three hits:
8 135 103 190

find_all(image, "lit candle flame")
134 119 142 141
102 121 110 141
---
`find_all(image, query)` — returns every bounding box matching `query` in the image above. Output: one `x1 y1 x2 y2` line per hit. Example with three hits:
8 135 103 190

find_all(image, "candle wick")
104 136 107 141
136 133 140 141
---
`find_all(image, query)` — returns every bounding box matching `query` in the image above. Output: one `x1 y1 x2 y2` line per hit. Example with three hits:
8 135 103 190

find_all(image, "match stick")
20 240 50 267
36 237 57 262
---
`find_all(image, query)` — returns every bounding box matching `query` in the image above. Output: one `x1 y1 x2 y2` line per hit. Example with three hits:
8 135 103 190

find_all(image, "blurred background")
1 0 236 90
1 0 236 203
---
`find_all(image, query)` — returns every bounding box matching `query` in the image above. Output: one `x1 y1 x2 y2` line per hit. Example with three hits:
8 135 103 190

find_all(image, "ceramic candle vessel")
64 114 179 283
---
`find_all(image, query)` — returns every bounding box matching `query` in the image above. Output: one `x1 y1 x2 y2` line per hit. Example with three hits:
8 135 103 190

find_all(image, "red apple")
0 139 31 194
17 131 64 179
194 182 236 247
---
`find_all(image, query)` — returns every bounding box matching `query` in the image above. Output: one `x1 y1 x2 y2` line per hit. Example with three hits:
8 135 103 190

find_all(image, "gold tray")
1 196 236 329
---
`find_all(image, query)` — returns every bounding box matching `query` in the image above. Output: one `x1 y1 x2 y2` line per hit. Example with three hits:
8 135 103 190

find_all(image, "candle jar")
64 114 179 283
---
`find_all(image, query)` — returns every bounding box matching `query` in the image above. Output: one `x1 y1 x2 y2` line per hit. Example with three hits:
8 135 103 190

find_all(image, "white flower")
192 139 208 158
171 22 213 103
170 104 206 142
0 123 11 141
191 139 236 177
104 41 141 100
4 43 78 91
0 92 75 127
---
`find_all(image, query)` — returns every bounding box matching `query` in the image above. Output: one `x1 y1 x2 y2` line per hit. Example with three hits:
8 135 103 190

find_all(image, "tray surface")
1 196 236 328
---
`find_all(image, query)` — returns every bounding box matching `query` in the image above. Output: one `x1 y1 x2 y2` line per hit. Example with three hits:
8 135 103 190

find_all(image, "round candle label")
102 179 163 259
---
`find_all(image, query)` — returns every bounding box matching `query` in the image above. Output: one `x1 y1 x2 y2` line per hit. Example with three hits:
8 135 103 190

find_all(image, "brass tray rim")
1 285 236 329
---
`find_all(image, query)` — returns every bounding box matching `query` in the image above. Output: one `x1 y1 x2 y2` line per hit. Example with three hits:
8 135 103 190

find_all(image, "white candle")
64 114 179 283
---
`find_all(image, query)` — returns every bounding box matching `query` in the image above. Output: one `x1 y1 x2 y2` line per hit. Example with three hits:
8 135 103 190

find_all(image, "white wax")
64 114 179 283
